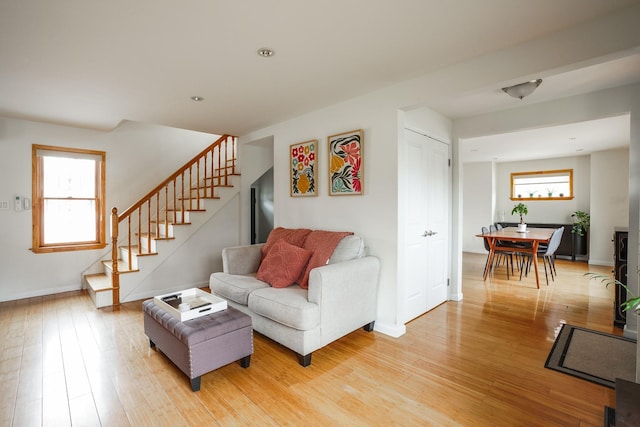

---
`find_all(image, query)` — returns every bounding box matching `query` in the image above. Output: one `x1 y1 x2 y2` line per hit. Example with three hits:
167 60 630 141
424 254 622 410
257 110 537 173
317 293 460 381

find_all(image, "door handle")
422 230 438 237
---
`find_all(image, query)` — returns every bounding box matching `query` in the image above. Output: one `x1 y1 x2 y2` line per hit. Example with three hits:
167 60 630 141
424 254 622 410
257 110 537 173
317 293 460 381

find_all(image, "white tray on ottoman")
154 288 227 322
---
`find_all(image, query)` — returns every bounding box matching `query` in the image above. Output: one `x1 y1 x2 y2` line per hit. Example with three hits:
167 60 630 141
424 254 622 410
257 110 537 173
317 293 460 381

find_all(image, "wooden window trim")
510 168 574 201
31 144 107 253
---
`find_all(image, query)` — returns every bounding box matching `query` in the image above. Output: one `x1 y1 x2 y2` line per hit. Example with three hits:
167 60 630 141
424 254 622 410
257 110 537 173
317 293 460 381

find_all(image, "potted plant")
511 202 528 232
571 210 590 256
586 272 640 313
571 210 590 236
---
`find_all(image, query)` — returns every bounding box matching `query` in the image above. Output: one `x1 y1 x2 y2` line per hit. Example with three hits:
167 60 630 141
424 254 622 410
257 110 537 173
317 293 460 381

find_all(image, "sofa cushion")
261 227 312 256
256 239 312 288
297 230 353 289
209 272 269 306
328 235 365 264
248 286 320 331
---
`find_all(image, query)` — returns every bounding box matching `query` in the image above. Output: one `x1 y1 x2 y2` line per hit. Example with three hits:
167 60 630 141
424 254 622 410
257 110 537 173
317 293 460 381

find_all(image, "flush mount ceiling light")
501 79 542 100
190 96 204 101
257 47 275 57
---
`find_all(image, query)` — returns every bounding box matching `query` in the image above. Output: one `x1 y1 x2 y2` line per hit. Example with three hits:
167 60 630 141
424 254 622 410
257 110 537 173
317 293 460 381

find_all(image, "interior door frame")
398 126 453 324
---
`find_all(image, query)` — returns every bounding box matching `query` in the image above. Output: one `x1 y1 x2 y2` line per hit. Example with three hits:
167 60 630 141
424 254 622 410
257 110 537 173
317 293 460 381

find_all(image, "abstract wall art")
328 129 363 196
290 139 317 197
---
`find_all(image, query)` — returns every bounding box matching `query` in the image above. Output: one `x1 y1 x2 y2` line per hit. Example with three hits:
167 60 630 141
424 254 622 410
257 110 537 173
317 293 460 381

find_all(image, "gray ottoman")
142 299 253 391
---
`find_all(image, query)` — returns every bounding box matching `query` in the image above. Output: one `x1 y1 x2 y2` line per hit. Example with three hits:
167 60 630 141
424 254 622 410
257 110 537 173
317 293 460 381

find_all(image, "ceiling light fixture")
501 79 542 100
191 96 204 101
257 48 275 57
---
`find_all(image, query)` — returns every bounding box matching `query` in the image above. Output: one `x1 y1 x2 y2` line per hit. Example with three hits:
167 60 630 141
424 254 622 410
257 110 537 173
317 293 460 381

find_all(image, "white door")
403 129 449 323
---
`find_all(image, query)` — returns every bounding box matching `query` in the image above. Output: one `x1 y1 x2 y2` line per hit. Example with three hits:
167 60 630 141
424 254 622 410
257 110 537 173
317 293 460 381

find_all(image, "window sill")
31 243 107 254
510 196 574 201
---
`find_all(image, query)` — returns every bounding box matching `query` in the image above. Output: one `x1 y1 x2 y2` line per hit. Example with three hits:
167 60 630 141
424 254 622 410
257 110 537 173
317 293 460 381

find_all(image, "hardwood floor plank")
0 371 19 427
0 255 628 426
69 393 101 427
42 371 70 424
11 398 41 427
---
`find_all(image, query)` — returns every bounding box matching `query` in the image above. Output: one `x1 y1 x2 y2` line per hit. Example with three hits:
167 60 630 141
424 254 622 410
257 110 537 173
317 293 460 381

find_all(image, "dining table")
476 227 555 288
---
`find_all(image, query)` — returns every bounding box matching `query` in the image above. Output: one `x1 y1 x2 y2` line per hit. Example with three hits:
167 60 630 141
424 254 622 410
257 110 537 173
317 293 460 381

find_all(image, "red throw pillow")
261 227 312 256
256 239 312 288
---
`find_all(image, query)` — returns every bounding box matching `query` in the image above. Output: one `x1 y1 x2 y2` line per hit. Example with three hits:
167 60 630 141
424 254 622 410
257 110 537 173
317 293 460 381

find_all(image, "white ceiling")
459 115 631 163
1 0 640 160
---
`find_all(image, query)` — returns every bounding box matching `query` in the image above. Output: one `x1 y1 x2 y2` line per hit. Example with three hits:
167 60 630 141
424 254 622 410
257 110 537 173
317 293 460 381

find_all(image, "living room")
1 1 640 425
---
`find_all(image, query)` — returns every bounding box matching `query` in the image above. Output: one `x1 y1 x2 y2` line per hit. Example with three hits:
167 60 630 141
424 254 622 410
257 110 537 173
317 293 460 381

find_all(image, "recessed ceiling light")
576 148 584 152
257 48 275 57
191 96 204 102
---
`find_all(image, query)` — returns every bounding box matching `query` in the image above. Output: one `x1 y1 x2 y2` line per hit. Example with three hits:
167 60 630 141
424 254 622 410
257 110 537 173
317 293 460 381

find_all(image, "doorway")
250 167 274 244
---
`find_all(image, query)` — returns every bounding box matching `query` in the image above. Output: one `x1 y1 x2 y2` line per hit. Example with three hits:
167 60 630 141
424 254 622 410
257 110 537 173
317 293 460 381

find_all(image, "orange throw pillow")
297 230 353 289
261 227 312 256
256 239 312 288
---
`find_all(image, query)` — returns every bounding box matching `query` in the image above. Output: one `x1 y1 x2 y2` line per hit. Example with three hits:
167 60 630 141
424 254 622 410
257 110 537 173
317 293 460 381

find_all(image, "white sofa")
208 231 380 366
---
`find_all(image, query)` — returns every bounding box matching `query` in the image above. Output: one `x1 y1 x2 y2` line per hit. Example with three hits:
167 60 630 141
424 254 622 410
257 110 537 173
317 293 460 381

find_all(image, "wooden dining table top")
477 226 556 288
476 227 554 242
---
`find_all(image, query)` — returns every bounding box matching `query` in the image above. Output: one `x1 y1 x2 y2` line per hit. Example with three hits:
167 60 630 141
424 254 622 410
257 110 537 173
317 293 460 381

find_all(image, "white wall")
590 148 629 265
462 162 495 253
0 117 226 301
495 156 591 225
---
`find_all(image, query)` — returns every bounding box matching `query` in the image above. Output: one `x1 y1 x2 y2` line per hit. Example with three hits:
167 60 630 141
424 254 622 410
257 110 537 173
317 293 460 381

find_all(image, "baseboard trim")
374 322 406 338
0 284 82 303
588 259 614 267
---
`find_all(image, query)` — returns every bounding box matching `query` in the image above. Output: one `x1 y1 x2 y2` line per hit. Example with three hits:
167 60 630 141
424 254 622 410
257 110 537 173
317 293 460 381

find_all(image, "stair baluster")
89 135 237 307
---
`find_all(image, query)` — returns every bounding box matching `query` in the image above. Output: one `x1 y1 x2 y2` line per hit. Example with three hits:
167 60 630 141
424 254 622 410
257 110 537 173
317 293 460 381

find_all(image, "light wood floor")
1 253 622 426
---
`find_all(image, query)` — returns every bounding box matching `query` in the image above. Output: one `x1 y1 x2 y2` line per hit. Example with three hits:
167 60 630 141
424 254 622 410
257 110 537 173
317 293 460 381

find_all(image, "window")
510 169 573 201
32 145 106 253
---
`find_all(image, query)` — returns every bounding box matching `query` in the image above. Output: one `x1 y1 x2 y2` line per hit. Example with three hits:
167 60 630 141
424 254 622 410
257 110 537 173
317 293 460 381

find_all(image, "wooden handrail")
110 134 237 302
118 134 235 219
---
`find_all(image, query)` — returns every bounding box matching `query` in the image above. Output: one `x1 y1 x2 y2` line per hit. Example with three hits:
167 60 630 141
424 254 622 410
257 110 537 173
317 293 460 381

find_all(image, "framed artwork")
328 129 363 196
290 140 317 197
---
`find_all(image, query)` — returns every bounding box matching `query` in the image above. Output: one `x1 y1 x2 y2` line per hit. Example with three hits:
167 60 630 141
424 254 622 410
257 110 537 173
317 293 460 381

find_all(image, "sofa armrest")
222 243 265 275
308 256 380 333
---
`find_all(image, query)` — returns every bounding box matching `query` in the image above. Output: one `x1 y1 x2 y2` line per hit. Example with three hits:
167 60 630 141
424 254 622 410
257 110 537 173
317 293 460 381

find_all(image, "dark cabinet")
613 228 628 328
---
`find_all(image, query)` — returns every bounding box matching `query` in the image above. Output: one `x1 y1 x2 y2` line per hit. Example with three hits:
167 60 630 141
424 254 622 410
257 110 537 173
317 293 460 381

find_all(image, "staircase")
83 134 238 308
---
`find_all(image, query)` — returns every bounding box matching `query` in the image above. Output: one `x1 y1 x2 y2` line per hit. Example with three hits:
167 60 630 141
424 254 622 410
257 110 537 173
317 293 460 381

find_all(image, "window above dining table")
510 169 573 201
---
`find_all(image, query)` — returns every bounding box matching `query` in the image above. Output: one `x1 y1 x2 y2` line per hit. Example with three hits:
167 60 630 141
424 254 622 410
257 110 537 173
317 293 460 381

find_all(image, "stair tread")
102 259 139 273
119 246 158 256
138 233 175 240
184 194 222 199
85 274 114 292
150 220 192 225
